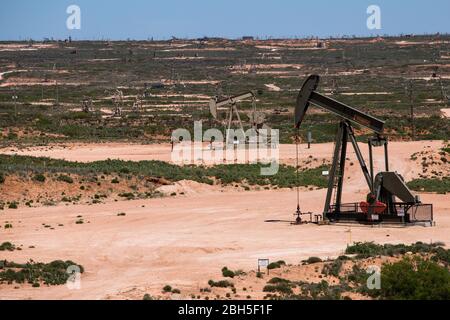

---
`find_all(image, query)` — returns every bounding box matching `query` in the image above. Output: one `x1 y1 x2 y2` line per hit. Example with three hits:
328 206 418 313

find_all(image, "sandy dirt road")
0 140 448 299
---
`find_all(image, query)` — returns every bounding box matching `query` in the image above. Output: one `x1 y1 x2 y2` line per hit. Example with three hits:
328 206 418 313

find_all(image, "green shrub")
162 285 172 292
296 280 343 300
305 257 322 264
208 280 234 288
345 241 442 259
263 283 293 295
118 192 134 199
377 257 450 300
57 175 74 184
0 242 16 251
267 277 291 285
0 155 327 189
267 260 286 270
143 294 153 300
8 202 18 209
0 259 84 286
322 259 343 277
222 267 235 278
119 167 130 174
32 174 46 182
171 288 181 294
407 178 450 194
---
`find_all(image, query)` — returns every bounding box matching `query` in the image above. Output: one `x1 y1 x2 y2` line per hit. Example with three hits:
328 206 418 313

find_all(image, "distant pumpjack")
132 96 142 112
209 91 273 146
82 97 92 113
112 89 123 117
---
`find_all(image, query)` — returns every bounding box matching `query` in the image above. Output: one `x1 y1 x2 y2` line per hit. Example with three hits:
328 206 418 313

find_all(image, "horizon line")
1 32 450 42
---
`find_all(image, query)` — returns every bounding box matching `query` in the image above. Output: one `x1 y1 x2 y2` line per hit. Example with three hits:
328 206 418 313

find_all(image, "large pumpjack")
294 75 433 225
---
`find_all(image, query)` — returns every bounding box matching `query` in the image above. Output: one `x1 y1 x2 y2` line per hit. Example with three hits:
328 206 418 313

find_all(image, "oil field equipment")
132 96 142 112
112 89 124 117
294 75 433 225
209 91 273 145
81 97 92 113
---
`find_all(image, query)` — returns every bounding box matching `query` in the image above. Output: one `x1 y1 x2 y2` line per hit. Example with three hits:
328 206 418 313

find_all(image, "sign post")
258 259 269 275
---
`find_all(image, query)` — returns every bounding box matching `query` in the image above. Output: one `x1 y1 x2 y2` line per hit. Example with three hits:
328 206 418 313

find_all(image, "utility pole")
12 87 18 117
55 80 59 107
307 129 312 149
405 80 415 141
439 77 448 107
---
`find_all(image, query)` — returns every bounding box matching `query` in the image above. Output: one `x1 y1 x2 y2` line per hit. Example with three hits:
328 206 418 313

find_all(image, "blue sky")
0 0 449 40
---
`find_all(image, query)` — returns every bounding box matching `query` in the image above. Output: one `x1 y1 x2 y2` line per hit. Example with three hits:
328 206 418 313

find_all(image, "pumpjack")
295 75 433 225
209 91 272 145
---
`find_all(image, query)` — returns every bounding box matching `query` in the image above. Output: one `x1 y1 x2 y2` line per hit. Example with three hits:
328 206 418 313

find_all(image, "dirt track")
0 140 449 299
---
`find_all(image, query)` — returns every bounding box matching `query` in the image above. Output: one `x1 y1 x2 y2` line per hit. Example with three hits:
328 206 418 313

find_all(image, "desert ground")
1 140 448 300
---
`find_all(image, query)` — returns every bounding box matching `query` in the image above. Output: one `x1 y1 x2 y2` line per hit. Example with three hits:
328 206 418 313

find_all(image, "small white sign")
398 208 405 217
371 214 379 221
322 171 329 176
258 259 269 268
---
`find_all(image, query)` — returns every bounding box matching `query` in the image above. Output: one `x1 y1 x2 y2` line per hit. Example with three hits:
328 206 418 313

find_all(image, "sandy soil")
0 140 448 299
1 187 448 300
265 84 282 92
441 108 450 118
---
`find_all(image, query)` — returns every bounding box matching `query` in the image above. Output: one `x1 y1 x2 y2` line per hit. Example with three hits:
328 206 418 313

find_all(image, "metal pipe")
368 140 374 191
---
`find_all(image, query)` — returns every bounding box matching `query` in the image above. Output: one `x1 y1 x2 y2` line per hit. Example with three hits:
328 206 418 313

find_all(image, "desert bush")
377 257 450 300
0 155 327 189
263 283 293 295
0 259 84 286
295 280 344 300
8 202 18 209
345 241 443 259
57 175 74 184
407 177 450 194
267 260 286 270
322 259 343 277
32 174 46 182
305 257 322 264
221 267 235 278
208 280 234 288
162 285 172 292
0 172 5 184
267 277 291 285
0 242 16 251
118 192 134 200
